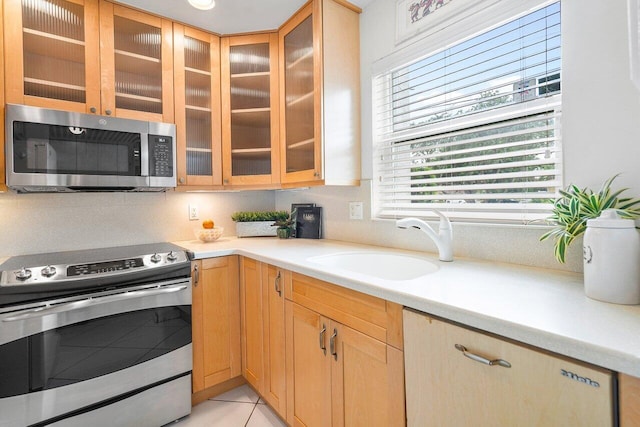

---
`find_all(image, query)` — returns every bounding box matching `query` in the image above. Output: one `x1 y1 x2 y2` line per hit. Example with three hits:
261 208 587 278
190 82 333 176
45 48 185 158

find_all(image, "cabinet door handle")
319 324 327 355
274 271 282 297
193 264 199 287
330 328 338 360
454 344 511 368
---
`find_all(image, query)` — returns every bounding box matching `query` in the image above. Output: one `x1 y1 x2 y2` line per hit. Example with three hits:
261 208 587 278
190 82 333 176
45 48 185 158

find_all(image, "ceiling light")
188 0 215 10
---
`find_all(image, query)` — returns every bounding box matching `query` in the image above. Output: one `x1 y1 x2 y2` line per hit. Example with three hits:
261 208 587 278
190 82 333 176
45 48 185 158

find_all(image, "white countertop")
175 237 640 378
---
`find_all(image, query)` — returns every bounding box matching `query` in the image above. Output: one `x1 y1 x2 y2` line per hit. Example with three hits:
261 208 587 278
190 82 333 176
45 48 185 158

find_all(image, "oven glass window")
0 306 190 398
12 122 142 176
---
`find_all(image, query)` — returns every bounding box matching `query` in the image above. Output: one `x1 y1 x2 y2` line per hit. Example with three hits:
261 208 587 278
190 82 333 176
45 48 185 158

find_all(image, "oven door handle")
2 285 188 322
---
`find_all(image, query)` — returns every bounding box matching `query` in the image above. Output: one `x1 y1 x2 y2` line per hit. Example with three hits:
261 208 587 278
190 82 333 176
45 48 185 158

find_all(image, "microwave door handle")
2 285 188 322
141 133 150 177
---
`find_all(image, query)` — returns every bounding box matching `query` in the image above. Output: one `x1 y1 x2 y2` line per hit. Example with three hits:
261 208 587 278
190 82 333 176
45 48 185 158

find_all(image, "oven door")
0 278 192 427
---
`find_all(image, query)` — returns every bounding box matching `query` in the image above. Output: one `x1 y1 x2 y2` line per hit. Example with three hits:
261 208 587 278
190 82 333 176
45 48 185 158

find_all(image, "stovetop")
0 243 192 307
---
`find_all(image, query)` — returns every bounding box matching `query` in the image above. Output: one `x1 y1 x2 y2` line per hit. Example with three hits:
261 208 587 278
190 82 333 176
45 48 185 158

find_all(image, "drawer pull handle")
275 271 282 297
319 324 327 355
193 264 199 286
330 328 338 360
455 344 511 368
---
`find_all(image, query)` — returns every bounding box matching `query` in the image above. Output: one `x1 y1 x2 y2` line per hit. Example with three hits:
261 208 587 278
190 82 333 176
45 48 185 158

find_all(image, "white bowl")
195 226 224 242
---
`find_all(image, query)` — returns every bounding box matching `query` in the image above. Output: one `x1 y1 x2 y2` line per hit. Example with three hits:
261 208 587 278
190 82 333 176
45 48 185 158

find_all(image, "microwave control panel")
149 135 174 178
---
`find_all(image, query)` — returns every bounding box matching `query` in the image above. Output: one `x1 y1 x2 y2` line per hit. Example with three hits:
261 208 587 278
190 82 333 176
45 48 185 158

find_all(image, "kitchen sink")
307 252 439 281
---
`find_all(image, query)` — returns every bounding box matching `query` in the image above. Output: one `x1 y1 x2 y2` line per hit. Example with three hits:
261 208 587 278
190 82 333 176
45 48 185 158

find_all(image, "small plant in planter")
272 215 295 239
231 211 290 238
231 211 289 222
540 175 640 263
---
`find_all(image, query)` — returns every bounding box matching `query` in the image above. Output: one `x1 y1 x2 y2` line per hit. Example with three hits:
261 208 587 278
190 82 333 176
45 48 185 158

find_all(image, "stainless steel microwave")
5 104 177 192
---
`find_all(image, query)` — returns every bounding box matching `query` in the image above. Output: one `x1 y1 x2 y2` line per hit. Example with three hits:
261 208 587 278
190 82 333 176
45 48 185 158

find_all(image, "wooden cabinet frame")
221 33 280 187
620 374 640 426
278 0 361 187
284 271 405 426
99 2 174 122
5 0 173 121
192 257 241 394
261 263 287 417
239 259 287 419
4 0 101 114
240 257 264 391
173 24 222 188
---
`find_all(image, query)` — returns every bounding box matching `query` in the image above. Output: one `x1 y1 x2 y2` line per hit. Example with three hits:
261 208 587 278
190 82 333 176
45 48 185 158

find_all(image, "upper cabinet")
174 24 222 188
2 0 361 191
221 34 280 187
4 0 174 121
279 0 361 186
4 0 101 113
99 2 173 122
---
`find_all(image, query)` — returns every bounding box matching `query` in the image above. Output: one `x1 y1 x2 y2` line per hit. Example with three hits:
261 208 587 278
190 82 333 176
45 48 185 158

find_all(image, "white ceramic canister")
583 209 640 304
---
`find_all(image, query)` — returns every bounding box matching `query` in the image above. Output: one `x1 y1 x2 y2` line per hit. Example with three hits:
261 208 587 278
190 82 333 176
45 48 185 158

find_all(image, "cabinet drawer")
404 309 614 427
285 272 402 349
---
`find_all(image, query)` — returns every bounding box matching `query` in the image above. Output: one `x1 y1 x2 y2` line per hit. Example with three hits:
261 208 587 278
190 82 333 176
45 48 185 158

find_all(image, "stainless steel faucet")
396 211 453 262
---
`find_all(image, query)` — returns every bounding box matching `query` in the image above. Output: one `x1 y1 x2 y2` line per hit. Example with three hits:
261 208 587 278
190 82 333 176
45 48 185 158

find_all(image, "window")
373 2 561 223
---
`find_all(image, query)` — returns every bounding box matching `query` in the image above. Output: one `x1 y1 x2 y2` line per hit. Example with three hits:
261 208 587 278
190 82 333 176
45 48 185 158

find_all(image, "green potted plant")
540 175 640 263
272 215 295 239
231 211 289 238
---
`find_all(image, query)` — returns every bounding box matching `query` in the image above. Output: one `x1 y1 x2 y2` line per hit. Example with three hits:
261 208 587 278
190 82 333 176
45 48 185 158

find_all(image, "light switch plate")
349 201 364 220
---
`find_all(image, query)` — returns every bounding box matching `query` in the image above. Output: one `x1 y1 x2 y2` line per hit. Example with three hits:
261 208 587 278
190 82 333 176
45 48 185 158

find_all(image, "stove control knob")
15 268 32 281
41 265 57 277
150 253 162 263
167 251 177 262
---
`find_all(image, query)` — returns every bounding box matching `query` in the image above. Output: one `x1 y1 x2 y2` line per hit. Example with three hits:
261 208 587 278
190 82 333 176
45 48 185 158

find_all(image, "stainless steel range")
0 243 193 427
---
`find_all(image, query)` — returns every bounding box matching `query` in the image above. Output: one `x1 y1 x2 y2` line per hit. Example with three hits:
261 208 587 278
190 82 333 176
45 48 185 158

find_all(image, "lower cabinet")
192 257 241 393
285 273 405 427
240 260 405 425
195 255 633 427
620 373 640 426
403 309 615 427
240 258 287 419
261 263 287 417
285 303 332 426
240 257 264 391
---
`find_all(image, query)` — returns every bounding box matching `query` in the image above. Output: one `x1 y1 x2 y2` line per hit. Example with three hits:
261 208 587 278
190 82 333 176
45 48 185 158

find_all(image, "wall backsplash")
0 190 275 257
0 183 579 272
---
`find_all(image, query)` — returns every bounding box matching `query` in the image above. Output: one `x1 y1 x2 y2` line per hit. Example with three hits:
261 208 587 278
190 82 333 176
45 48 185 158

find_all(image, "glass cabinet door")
100 3 174 122
174 25 222 187
279 3 321 184
221 34 279 186
4 0 101 113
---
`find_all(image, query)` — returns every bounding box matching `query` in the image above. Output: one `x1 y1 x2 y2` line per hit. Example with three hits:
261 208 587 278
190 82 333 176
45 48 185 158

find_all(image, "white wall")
0 190 275 257
276 0 640 273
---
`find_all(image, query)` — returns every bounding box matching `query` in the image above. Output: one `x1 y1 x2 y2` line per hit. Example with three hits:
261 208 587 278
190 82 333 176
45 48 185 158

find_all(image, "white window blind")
373 2 561 223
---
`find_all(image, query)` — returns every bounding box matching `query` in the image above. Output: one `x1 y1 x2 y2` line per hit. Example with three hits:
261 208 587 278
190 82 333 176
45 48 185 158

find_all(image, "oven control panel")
68 258 145 277
0 250 189 287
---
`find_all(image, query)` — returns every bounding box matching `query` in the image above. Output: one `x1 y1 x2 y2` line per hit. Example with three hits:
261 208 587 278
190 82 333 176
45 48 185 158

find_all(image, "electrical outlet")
189 204 199 220
349 201 364 220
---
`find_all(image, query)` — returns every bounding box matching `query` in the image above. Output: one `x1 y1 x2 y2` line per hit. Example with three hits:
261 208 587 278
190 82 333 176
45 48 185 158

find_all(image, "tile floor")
172 385 287 427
